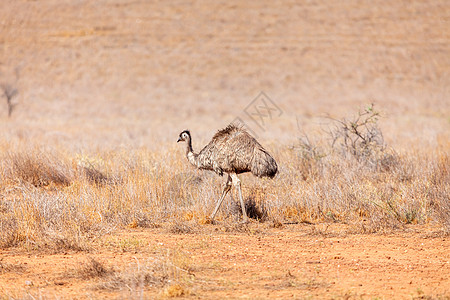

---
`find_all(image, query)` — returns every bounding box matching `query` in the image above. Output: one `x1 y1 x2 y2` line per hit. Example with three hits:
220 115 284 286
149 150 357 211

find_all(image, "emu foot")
240 217 250 224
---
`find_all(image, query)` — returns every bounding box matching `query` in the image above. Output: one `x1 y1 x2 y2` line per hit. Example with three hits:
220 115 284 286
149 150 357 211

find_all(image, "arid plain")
0 0 449 298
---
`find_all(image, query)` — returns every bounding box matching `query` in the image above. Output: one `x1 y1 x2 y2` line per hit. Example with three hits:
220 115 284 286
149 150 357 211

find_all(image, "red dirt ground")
1 224 448 299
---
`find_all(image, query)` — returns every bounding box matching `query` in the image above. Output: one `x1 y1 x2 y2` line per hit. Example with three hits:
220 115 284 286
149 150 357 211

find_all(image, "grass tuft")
76 257 114 279
0 258 26 274
168 221 196 234
5 152 71 187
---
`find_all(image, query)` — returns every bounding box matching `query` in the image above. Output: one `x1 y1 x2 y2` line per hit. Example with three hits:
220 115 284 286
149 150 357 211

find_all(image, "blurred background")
1 0 449 151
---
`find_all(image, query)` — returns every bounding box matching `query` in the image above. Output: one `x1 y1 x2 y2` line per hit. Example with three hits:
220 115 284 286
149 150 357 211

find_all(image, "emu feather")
177 124 278 221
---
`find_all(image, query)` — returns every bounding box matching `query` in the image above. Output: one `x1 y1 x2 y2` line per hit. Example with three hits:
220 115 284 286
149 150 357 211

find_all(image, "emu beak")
177 137 182 143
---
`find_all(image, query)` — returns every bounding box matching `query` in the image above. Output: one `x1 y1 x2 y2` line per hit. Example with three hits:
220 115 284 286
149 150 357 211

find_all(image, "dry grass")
162 283 190 298
0 106 449 251
168 221 197 234
0 258 26 274
80 252 192 296
74 257 114 280
4 151 72 187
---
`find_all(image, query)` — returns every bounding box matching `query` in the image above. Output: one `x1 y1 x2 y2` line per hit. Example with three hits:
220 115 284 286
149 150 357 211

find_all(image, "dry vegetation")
69 255 191 296
0 105 448 252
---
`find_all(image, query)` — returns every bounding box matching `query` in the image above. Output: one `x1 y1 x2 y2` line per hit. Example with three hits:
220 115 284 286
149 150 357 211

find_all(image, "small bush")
5 152 71 187
93 255 190 292
327 104 397 171
76 257 114 279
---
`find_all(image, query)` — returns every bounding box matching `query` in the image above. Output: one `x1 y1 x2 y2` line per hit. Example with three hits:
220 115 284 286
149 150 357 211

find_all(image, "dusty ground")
0 224 449 299
0 0 449 149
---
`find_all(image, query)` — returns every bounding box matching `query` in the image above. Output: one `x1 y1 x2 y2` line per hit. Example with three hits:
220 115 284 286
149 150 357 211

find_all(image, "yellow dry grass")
0 124 448 251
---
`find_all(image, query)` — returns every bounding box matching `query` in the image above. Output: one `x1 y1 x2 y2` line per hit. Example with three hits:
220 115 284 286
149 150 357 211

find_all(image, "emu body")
177 125 277 221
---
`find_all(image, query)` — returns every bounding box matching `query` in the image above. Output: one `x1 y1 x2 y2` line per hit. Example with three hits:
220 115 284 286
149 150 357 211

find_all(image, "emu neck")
185 138 197 166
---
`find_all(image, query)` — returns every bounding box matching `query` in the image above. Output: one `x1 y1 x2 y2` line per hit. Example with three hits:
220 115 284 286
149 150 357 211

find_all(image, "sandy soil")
1 224 448 299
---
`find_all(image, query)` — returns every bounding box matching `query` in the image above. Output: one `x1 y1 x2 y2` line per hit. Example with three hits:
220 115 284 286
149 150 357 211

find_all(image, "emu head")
177 130 191 143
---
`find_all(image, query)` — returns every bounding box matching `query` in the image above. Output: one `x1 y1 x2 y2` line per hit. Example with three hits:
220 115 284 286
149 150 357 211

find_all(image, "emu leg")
210 174 232 220
231 173 248 221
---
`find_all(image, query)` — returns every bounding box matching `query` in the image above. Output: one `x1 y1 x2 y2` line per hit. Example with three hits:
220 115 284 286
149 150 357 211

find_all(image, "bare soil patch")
0 224 448 299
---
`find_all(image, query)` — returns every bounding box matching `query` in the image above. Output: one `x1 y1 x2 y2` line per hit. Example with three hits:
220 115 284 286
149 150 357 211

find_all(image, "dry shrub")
75 152 124 187
4 151 71 187
328 104 396 171
75 257 114 279
97 268 165 291
285 105 450 233
64 256 185 296
93 253 191 294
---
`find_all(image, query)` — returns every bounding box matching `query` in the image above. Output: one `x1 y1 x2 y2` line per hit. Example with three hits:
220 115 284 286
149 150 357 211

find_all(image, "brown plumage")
177 124 278 221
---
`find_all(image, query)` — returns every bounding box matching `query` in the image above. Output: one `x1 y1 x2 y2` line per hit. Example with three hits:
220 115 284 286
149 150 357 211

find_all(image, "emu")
177 124 277 221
